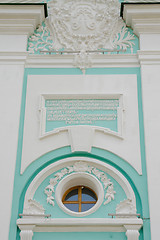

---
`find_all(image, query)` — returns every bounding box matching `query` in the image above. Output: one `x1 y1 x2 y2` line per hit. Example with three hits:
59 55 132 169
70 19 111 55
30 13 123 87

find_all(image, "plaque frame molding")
39 94 124 140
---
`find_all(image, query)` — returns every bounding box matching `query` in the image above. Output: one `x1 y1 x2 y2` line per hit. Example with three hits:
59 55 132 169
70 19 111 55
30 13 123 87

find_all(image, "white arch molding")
23 157 136 209
17 157 142 240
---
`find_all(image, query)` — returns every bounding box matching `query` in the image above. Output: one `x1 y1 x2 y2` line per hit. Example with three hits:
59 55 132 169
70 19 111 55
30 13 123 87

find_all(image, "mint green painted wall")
9 67 150 240
32 232 127 240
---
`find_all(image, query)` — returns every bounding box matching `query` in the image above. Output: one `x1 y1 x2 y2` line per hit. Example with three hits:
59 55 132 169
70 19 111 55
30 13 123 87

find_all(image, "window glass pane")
64 189 78 201
64 203 79 212
81 203 95 212
81 187 97 201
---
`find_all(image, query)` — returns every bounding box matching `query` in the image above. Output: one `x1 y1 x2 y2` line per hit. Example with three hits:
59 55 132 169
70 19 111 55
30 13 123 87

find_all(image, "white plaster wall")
140 34 160 51
141 64 160 240
0 64 24 239
0 35 28 52
21 74 142 174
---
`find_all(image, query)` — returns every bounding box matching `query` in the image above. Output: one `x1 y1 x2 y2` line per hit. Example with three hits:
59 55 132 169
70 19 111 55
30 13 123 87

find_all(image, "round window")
55 172 104 216
62 186 97 212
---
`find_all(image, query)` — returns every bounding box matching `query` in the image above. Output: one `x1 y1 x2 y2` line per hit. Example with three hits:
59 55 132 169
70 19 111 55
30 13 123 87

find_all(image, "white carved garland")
44 161 116 207
28 0 136 72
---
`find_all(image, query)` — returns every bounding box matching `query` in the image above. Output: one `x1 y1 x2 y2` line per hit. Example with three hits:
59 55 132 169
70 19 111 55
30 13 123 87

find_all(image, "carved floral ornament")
44 161 116 207
28 0 136 72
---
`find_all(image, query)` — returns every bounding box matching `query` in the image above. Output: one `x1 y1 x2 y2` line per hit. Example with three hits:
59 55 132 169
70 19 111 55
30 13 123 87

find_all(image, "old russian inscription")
45 99 119 132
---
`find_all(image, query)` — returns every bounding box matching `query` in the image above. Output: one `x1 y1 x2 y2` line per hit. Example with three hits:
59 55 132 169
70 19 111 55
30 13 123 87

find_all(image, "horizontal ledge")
0 4 46 35
122 3 160 35
121 2 160 18
137 50 160 64
138 50 160 55
0 52 140 67
25 54 139 68
17 217 143 225
0 3 48 17
0 52 139 67
19 214 51 218
17 217 143 232
0 52 28 64
0 0 44 3
108 213 141 218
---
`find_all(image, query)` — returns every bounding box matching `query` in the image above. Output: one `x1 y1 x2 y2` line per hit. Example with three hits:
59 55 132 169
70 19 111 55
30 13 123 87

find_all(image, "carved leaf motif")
73 161 92 172
113 23 135 52
49 178 58 186
67 166 74 173
45 185 54 192
73 52 92 74
45 189 51 195
102 178 112 189
92 168 105 179
28 22 54 54
54 168 68 180
104 184 116 205
47 196 54 206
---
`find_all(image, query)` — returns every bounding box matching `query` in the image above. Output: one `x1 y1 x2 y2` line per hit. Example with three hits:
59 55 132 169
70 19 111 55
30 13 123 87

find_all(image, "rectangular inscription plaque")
45 98 119 133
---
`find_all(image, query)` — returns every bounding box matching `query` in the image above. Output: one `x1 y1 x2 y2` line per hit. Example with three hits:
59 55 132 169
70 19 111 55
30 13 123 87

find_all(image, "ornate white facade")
0 1 160 240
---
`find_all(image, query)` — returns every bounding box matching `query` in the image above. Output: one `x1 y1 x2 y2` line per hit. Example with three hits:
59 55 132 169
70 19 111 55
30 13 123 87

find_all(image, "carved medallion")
47 0 123 51
28 0 136 72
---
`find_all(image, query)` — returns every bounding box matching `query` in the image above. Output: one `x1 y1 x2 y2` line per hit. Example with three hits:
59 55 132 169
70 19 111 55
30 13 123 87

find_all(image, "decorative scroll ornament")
44 161 116 207
23 199 45 215
28 23 53 54
28 0 136 72
47 0 121 50
116 199 137 216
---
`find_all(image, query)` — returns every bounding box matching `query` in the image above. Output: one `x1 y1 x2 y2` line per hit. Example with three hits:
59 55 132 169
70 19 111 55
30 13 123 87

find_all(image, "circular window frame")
62 185 98 213
55 172 104 217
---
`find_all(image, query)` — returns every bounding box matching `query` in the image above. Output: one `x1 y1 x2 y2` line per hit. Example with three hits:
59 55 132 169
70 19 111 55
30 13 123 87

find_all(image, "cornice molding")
137 50 160 65
0 52 140 67
2 51 153 67
0 0 42 2
17 217 143 232
0 4 46 35
122 3 160 36
25 54 140 68
0 51 28 64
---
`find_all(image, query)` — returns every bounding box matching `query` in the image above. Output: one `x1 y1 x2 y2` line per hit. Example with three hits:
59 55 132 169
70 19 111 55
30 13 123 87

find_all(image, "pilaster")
125 230 140 240
0 4 46 240
19 225 35 240
122 3 160 240
124 225 141 240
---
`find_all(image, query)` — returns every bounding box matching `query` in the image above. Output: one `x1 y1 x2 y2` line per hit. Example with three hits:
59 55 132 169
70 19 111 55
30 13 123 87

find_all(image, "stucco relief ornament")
44 161 116 207
23 199 45 215
28 0 135 72
116 199 137 217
